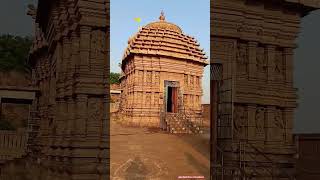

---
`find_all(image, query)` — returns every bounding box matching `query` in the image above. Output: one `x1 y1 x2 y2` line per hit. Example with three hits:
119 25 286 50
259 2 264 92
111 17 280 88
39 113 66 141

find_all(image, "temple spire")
159 10 165 21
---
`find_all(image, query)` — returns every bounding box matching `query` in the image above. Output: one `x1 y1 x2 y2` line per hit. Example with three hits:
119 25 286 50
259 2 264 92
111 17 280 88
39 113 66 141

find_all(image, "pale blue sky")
110 0 210 104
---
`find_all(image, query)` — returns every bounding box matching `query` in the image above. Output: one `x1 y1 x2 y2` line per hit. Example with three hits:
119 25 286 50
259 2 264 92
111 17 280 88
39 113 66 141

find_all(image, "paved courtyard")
110 118 210 180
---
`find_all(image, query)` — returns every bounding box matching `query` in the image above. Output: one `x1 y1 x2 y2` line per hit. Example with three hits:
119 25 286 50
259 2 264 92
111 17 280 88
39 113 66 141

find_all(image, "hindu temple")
118 12 208 133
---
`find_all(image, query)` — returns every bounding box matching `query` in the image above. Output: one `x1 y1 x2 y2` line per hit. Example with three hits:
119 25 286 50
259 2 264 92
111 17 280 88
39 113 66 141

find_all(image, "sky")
294 9 320 133
0 0 319 133
110 0 211 104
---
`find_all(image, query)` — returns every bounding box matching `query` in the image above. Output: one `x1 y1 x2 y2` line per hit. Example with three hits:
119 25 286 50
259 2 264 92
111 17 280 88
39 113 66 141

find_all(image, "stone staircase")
165 113 203 134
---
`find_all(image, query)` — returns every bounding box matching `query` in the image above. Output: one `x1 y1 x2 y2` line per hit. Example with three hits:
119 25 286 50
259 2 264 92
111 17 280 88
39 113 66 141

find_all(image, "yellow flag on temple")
134 17 142 30
134 17 141 23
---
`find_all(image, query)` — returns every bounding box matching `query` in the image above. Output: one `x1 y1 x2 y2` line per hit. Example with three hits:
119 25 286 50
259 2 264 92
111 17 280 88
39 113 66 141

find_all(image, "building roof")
144 11 182 33
122 12 208 68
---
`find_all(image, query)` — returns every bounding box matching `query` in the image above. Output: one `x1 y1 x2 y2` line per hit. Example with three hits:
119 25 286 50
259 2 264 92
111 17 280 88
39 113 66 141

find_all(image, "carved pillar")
102 95 109 138
56 42 64 97
284 48 294 87
87 98 102 139
62 36 71 84
143 70 147 108
75 95 88 136
248 41 258 79
69 32 79 85
284 108 294 144
79 26 91 73
54 98 66 146
67 97 75 138
247 104 257 141
267 45 276 83
150 71 157 108
266 106 276 143
255 106 266 144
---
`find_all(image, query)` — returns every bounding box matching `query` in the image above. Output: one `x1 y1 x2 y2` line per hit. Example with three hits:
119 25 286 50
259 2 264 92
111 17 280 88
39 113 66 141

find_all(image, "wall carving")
146 92 151 105
236 43 248 75
275 49 285 82
212 0 318 179
155 72 160 85
257 46 267 79
184 74 188 86
255 107 265 134
275 107 286 141
233 105 248 138
138 70 143 85
147 71 152 83
190 75 194 87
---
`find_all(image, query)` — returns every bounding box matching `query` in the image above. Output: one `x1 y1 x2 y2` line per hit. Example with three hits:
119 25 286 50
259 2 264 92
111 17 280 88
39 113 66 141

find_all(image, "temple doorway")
166 86 178 113
164 80 180 114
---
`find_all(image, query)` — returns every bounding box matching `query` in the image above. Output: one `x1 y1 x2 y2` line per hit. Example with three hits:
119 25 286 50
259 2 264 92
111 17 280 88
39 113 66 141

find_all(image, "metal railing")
0 130 27 163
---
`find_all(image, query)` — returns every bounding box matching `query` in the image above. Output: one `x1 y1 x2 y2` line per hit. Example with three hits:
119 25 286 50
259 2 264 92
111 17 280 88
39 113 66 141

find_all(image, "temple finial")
159 10 165 21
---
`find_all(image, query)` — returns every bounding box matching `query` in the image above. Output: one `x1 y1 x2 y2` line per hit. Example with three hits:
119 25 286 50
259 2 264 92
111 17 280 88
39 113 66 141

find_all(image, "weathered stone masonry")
118 13 208 129
212 0 320 179
0 0 110 179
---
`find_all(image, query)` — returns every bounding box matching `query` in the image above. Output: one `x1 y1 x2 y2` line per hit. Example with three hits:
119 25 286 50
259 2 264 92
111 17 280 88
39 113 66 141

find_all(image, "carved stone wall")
119 55 205 127
0 0 109 179
212 0 319 179
119 15 208 127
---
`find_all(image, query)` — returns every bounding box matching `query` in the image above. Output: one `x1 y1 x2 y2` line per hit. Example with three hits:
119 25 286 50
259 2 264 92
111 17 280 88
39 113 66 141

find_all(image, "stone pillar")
247 104 257 141
69 32 79 87
62 36 71 84
67 97 75 139
248 41 258 79
266 106 276 143
75 95 88 136
284 48 294 87
56 42 64 97
87 98 102 139
56 98 64 138
143 70 147 109
79 26 91 72
284 108 294 144
266 45 276 83
102 95 109 138
61 99 68 143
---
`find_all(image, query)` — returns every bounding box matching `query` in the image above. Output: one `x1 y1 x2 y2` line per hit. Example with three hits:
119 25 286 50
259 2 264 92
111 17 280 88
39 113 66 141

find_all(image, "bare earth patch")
110 118 210 180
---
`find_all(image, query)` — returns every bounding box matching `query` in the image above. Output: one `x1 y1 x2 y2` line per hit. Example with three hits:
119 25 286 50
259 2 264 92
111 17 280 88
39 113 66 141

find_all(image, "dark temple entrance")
166 86 178 113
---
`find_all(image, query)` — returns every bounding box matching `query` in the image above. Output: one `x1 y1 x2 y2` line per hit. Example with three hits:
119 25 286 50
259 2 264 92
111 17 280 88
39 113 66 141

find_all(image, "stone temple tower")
211 0 320 179
118 12 208 133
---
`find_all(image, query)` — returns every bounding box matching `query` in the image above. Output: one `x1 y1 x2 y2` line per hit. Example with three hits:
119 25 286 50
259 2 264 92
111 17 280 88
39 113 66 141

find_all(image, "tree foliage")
110 72 120 84
0 34 32 73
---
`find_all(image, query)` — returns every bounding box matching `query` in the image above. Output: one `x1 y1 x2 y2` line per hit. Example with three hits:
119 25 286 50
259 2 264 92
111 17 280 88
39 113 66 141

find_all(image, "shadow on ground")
124 156 148 180
184 152 210 179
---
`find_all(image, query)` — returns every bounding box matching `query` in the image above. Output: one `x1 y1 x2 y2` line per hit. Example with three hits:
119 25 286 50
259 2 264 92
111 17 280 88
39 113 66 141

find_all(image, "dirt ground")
110 118 210 180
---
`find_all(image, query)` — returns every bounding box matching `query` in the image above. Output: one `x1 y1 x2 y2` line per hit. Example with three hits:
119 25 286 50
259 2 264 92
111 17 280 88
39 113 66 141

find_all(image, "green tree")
0 34 32 73
110 72 120 84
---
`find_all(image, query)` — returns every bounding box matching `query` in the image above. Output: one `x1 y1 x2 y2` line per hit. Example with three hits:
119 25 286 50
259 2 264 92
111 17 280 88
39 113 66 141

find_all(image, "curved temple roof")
122 11 208 66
